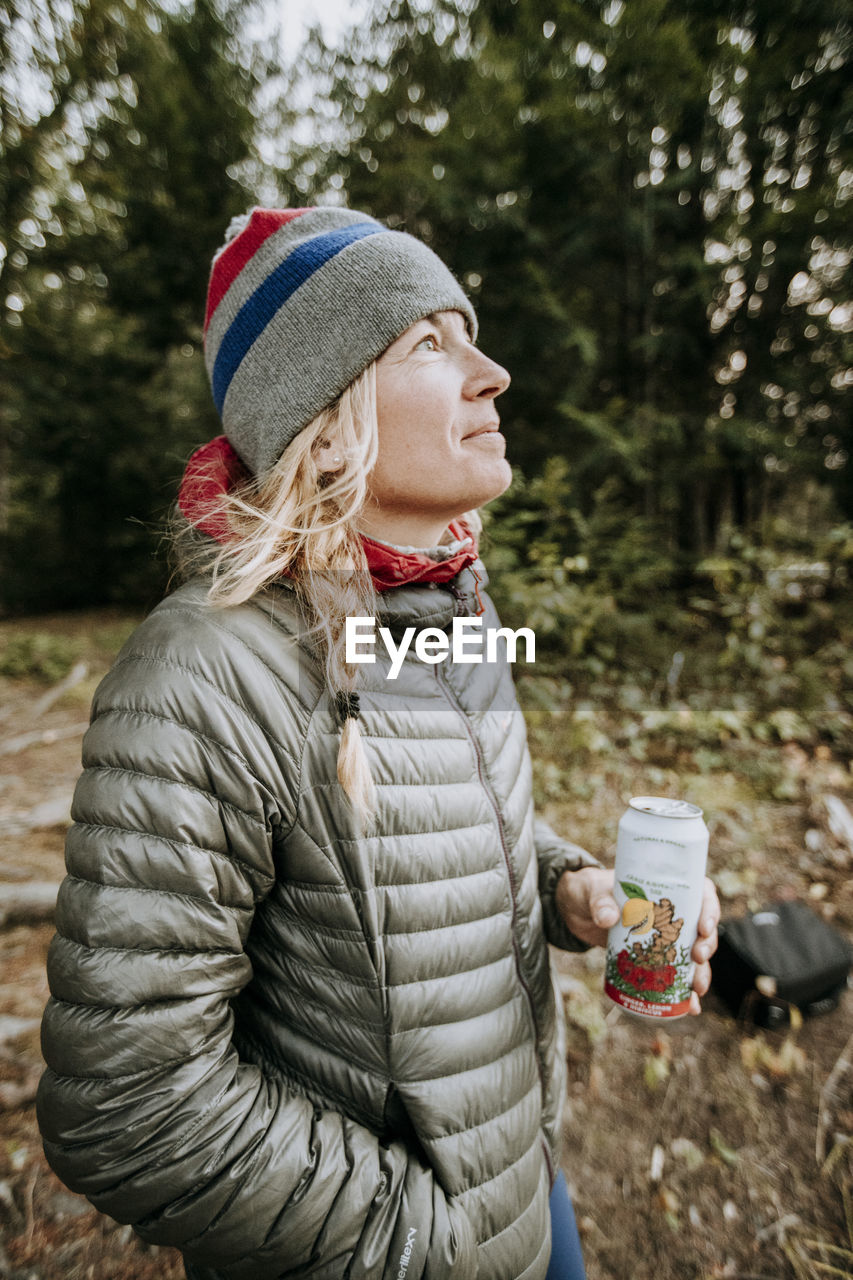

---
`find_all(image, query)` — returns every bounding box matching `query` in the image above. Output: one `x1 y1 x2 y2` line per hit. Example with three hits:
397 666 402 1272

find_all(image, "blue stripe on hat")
212 221 382 415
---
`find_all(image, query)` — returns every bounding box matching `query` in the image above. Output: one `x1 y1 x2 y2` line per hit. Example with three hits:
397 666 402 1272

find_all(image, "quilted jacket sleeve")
36 635 477 1280
534 816 603 953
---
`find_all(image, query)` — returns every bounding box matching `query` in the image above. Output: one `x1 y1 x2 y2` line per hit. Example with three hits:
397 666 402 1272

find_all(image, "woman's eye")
416 334 439 352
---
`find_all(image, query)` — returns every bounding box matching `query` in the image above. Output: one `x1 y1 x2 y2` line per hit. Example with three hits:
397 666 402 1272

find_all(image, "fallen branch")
23 1164 37 1247
0 880 61 928
0 791 74 835
756 1211 802 1243
31 661 89 718
0 721 89 758
816 1028 853 1167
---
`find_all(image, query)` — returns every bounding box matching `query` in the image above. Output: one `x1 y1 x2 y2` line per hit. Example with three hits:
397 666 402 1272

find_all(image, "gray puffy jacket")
37 560 599 1279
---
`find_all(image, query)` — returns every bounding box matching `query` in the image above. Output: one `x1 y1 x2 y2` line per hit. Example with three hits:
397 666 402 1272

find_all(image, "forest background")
1 0 851 734
1 2 853 1278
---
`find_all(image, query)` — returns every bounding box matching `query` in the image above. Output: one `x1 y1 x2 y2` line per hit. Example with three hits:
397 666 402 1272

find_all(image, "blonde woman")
37 207 719 1280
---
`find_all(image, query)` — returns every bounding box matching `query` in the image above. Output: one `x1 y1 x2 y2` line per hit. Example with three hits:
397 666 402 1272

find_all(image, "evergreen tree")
287 0 852 571
2 0 258 611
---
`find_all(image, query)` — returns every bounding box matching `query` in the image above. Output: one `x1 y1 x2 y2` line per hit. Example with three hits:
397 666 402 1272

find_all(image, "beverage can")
604 797 709 1020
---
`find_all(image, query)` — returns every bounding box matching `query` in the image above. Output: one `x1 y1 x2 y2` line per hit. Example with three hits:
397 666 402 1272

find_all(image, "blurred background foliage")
1 0 851 735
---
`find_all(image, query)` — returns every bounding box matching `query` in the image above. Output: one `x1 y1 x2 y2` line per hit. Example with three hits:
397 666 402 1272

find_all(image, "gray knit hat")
202 206 478 476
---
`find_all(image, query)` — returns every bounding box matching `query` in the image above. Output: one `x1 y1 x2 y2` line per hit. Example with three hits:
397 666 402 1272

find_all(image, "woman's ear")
312 437 344 474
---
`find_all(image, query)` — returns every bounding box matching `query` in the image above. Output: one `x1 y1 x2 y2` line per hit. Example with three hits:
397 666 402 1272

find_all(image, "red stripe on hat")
204 208 311 333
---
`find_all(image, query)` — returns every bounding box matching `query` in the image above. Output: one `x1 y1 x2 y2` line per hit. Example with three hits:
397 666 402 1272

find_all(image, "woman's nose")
466 349 511 399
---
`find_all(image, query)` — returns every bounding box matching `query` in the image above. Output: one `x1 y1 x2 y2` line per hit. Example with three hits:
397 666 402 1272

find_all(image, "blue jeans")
546 1170 587 1280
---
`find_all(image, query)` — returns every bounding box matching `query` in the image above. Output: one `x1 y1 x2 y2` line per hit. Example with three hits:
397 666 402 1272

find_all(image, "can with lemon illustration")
604 798 709 1019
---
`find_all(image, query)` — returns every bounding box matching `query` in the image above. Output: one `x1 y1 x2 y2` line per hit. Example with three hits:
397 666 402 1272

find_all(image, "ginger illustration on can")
604 797 709 1019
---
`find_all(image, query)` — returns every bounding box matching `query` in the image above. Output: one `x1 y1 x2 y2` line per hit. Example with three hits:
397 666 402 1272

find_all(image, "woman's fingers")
688 879 721 1013
555 866 617 948
692 958 713 997
692 877 721 963
589 884 619 931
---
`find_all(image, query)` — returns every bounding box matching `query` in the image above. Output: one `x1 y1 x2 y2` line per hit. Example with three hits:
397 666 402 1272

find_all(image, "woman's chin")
469 457 513 506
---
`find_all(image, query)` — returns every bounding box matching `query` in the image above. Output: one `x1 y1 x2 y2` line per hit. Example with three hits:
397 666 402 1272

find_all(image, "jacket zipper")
432 656 547 1106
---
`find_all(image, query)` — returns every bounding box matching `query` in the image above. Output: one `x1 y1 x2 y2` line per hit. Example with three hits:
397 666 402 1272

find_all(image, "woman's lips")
464 430 505 448
462 423 502 440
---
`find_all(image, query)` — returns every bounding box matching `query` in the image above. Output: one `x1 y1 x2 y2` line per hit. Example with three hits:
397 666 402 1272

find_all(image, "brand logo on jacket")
397 1226 418 1278
345 616 535 679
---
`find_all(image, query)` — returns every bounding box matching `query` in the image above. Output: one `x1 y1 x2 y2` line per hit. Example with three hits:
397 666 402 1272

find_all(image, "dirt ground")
1 610 851 1280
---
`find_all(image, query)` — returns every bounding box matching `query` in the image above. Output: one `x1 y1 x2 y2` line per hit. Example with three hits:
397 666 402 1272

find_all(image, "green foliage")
1 0 258 613
502 456 853 787
0 633 83 683
289 0 851 561
3 0 851 634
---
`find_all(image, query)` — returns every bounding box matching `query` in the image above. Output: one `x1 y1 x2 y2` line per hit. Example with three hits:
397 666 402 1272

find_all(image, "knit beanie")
203 206 478 476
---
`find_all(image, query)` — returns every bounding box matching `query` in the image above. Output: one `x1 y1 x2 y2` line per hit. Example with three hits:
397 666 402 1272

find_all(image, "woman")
37 206 719 1279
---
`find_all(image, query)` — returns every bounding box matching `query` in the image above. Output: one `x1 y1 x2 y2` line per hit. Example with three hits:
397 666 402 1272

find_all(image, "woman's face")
362 309 512 545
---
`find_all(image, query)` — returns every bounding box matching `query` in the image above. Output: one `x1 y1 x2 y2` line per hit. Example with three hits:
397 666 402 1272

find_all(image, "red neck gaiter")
177 436 481 593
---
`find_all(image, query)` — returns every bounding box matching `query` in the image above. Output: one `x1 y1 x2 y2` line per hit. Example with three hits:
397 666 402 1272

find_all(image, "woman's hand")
554 867 721 1015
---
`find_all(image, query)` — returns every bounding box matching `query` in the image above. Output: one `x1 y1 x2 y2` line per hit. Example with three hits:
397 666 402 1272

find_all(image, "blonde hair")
173 361 482 832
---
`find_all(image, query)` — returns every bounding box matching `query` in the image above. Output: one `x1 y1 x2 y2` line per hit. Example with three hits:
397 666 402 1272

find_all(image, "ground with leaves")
0 611 851 1280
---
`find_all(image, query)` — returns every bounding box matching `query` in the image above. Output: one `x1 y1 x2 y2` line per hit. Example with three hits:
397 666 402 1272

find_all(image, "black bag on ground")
712 900 852 1028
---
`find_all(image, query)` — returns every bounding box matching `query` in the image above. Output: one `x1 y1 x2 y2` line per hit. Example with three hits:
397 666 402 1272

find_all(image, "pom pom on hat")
202 205 477 476
221 210 254 247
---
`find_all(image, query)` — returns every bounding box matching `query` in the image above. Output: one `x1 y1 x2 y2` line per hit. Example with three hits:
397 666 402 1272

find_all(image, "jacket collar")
371 561 488 634
177 436 487 628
